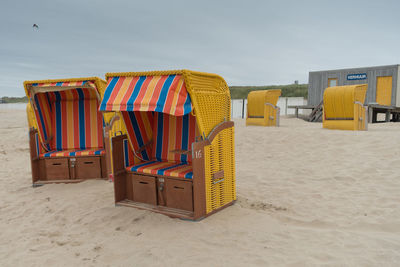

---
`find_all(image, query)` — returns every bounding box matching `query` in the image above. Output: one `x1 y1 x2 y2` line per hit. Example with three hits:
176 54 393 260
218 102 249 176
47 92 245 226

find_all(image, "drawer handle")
174 186 184 190
139 181 148 185
84 161 93 164
52 163 62 166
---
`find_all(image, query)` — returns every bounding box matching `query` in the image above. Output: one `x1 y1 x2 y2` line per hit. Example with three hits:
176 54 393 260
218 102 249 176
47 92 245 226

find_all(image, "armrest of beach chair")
264 103 280 126
195 121 235 215
354 101 368 131
169 149 192 155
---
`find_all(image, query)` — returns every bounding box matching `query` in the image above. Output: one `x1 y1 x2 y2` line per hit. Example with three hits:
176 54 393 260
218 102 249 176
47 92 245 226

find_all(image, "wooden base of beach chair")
29 129 108 185
111 121 236 220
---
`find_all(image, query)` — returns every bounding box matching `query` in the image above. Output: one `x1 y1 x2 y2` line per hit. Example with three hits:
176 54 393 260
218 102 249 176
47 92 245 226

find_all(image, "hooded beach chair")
323 84 368 131
246 89 281 126
99 70 236 220
24 77 111 185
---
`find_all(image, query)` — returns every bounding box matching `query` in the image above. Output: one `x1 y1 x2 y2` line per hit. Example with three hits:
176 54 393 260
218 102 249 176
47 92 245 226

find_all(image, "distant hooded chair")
323 84 368 131
246 89 281 126
24 77 111 185
99 70 236 220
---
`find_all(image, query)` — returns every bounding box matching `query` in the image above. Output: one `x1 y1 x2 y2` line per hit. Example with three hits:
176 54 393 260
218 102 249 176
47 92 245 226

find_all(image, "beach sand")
1 109 400 266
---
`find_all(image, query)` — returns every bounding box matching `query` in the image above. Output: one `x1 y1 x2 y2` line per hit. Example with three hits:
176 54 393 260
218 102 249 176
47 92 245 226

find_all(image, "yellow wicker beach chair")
323 84 368 131
99 70 236 220
246 89 281 126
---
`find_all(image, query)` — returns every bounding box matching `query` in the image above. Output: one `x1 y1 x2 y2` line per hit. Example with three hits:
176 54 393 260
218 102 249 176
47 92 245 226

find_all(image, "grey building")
308 64 400 107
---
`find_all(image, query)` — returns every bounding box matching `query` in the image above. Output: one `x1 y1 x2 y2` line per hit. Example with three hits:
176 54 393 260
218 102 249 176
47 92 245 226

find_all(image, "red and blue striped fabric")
33 93 53 151
50 88 103 151
152 112 198 164
100 75 193 116
32 87 104 156
127 161 193 179
121 111 154 161
40 148 105 158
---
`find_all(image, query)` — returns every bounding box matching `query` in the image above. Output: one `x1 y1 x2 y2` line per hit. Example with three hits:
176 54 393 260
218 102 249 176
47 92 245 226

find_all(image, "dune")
1 108 400 266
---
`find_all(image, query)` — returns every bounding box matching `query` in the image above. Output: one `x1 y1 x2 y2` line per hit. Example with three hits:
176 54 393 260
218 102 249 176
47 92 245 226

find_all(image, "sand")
1 108 400 266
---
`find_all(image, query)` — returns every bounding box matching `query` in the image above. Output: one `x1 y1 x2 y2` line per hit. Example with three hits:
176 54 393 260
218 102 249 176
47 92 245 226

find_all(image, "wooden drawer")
165 179 193 211
74 157 101 179
44 158 70 180
131 174 157 205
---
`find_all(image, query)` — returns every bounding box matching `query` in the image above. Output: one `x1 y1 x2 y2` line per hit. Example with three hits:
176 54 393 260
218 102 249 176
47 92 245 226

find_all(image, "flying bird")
33 24 39 30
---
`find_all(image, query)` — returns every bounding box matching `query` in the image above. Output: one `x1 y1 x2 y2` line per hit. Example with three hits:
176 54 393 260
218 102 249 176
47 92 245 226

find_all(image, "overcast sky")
1 0 400 96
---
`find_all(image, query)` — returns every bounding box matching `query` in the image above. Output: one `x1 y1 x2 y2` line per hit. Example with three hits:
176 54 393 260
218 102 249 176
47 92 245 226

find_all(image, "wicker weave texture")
204 126 236 214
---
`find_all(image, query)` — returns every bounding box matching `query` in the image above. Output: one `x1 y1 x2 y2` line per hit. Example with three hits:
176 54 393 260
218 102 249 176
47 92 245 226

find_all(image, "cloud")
1 0 400 96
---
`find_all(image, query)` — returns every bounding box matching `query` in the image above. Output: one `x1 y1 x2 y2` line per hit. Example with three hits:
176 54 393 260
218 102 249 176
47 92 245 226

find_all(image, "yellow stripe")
140 76 160 111
167 115 176 161
113 77 132 109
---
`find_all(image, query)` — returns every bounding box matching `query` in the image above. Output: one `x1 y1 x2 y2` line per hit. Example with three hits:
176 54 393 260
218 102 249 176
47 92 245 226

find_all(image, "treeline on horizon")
0 84 308 102
229 84 308 99
0 96 29 103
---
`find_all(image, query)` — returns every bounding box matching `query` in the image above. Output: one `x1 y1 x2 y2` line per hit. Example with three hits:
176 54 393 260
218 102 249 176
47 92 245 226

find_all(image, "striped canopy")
99 74 193 116
29 80 96 96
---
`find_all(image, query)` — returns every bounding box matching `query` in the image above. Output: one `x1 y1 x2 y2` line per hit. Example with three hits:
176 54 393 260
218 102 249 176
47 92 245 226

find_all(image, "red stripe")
120 77 139 110
162 76 181 114
148 76 168 110
134 77 153 110
107 77 125 110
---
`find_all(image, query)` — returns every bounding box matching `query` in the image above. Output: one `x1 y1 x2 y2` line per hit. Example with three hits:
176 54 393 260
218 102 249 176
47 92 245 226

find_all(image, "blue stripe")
129 160 157 172
155 112 163 161
34 95 48 142
185 172 193 179
156 162 186 176
155 75 175 113
54 92 62 150
127 112 149 160
180 114 189 163
123 139 129 167
56 82 63 86
99 77 119 111
77 89 86 149
94 150 101 155
43 151 57 158
182 94 192 115
126 76 146 110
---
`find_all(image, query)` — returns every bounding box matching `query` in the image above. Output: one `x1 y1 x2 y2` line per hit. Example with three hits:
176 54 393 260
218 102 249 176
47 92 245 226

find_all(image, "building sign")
347 73 367 80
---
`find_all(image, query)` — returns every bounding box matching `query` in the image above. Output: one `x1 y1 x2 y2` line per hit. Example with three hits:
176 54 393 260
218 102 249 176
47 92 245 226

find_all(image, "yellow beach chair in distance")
246 89 281 126
323 84 368 131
